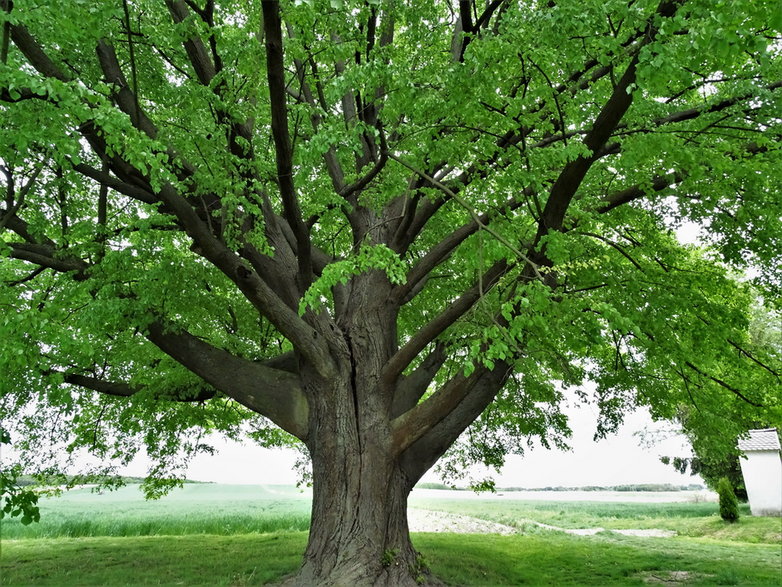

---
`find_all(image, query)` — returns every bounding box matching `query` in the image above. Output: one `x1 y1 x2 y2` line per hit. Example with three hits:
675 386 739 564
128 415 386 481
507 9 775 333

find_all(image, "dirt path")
408 508 676 537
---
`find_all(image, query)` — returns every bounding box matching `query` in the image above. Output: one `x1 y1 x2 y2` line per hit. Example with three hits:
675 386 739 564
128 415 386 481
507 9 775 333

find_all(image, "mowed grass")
1 484 781 585
0 533 307 586
3 532 781 585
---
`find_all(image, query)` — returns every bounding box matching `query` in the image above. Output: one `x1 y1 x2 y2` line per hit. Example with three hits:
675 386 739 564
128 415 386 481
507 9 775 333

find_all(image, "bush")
717 477 740 522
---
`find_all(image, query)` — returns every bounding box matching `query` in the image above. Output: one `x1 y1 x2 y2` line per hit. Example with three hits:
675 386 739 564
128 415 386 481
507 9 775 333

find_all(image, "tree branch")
262 1 312 291
391 342 447 418
397 363 510 479
389 154 542 277
382 260 510 385
149 183 334 377
393 188 532 305
71 162 157 204
95 39 158 139
597 171 684 213
3 8 70 81
165 0 216 86
146 320 309 439
54 371 217 402
684 361 764 408
7 243 89 278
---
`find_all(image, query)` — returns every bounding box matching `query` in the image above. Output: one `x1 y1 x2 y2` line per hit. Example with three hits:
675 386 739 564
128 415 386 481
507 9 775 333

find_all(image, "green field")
1 484 780 585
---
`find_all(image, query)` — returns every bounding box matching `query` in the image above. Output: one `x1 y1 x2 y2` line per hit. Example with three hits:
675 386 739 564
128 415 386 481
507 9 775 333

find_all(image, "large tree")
1 0 780 584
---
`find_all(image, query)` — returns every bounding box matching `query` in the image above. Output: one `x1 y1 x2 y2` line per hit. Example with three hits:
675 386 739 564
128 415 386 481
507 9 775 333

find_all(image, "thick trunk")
287 272 448 585
296 453 427 586
291 289 435 585
292 372 431 586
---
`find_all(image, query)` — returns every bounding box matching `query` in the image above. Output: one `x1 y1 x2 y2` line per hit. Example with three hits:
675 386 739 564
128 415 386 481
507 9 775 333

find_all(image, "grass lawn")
2 532 781 585
1 484 780 585
0 534 307 586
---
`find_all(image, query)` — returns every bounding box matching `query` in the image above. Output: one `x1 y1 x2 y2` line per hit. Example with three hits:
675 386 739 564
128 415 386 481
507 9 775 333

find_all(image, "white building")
737 428 782 517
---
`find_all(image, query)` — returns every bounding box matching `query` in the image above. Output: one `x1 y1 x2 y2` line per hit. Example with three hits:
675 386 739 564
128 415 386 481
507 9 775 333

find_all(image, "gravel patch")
615 528 677 537
407 510 676 538
407 508 517 534
525 519 676 537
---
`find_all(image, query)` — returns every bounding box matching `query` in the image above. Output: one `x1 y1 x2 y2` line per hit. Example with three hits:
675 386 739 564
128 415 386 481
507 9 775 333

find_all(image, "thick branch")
71 162 157 204
338 128 388 201
262 1 312 292
165 0 216 85
393 188 532 305
397 364 510 479
391 342 447 418
390 155 541 276
151 183 334 376
597 172 684 213
147 321 309 439
95 39 158 139
8 243 89 278
537 52 642 235
167 0 254 156
4 10 70 81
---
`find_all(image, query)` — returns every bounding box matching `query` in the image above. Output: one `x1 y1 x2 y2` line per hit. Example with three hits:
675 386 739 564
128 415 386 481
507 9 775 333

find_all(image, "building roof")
738 428 781 451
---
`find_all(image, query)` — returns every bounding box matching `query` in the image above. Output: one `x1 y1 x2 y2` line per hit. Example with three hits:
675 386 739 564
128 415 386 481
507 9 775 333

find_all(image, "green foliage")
717 477 740 523
0 0 780 510
299 243 406 314
663 305 781 499
381 548 400 567
0 428 40 525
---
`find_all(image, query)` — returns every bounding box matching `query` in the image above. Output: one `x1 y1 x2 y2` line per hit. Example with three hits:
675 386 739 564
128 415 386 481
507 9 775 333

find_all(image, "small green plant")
381 548 399 567
412 551 431 584
717 477 740 523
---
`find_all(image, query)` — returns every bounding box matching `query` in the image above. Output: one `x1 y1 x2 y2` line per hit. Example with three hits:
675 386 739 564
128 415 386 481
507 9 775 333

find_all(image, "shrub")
717 477 740 523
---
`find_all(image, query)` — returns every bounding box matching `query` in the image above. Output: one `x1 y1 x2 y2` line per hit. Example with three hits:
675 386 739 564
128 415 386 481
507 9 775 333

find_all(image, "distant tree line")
415 482 704 492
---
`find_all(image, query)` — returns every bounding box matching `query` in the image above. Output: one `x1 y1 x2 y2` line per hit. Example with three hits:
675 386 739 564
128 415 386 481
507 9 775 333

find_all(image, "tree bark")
299 439 425 586
293 369 429 586
290 273 435 586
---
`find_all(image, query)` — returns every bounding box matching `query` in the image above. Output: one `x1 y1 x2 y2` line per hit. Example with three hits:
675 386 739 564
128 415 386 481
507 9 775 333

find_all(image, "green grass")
2 532 780 586
1 484 780 585
416 532 782 586
0 534 307 586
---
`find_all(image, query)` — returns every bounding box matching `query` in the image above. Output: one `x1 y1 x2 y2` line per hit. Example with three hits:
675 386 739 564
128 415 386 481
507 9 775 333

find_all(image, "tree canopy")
662 304 782 499
1 0 781 584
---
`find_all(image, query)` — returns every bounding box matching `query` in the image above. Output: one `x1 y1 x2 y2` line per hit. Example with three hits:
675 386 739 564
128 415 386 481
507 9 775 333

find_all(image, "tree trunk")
296 452 426 586
291 296 435 586
281 267 451 585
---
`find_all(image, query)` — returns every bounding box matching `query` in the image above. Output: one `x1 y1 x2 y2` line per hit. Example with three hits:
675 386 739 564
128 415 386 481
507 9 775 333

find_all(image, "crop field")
1 484 780 585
